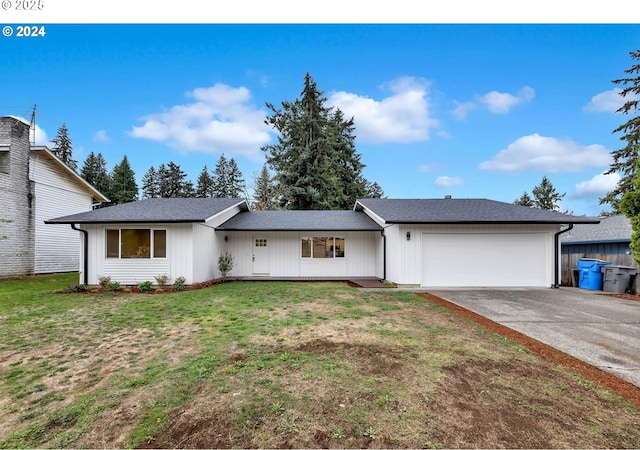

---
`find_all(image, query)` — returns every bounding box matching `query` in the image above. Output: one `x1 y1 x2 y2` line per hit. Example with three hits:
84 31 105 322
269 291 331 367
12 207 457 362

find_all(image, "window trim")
105 228 168 259
301 236 345 259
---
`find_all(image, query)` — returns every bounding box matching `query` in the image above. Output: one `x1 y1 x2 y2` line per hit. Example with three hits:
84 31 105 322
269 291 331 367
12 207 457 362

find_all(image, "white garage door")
421 233 549 287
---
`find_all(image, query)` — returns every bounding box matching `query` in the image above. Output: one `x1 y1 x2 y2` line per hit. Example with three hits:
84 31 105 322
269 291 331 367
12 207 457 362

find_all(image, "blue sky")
2 12 639 216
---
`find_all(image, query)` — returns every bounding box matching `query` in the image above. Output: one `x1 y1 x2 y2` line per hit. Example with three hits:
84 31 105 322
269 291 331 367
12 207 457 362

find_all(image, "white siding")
83 223 194 285
224 231 379 278
385 224 560 286
192 223 223 282
31 154 94 274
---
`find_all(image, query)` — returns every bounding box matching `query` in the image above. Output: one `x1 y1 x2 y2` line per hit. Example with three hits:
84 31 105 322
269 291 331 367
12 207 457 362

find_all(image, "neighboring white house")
0 116 108 278
47 196 600 288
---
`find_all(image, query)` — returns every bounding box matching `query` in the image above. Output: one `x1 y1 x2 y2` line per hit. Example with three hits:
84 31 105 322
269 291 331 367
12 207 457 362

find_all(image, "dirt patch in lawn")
419 292 640 407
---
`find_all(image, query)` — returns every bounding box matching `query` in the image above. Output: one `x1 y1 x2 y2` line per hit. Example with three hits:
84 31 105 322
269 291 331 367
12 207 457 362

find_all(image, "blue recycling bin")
577 259 612 290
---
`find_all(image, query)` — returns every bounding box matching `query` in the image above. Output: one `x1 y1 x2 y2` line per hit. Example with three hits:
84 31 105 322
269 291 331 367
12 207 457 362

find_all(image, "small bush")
66 284 87 292
218 251 234 279
138 281 153 293
172 276 186 291
98 275 111 289
106 281 121 292
154 273 171 286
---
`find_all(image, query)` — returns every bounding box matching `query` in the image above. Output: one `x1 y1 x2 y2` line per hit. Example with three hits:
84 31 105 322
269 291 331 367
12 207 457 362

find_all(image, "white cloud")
12 116 49 146
573 172 621 198
329 76 439 143
583 88 625 113
130 83 272 160
435 176 464 187
94 130 110 142
452 86 535 119
479 133 611 173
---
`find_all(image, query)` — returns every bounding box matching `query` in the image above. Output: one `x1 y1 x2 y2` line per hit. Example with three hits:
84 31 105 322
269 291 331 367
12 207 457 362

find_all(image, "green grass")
1 274 639 449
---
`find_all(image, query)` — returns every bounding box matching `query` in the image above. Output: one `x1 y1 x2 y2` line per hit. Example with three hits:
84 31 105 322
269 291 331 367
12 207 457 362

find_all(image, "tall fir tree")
227 157 246 198
514 191 535 207
80 152 111 200
212 154 230 198
600 49 640 213
109 155 138 204
532 176 565 211
156 164 169 198
164 161 190 198
252 164 278 210
51 123 77 172
620 159 640 265
195 165 214 198
141 166 160 199
364 180 385 199
262 73 379 209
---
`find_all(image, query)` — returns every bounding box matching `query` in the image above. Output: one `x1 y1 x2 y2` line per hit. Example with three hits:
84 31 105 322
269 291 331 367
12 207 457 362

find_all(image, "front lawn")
1 273 639 448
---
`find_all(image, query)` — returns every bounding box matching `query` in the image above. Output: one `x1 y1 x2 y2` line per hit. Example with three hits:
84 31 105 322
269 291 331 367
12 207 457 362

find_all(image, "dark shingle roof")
218 210 382 231
561 214 631 244
45 198 247 224
356 198 600 224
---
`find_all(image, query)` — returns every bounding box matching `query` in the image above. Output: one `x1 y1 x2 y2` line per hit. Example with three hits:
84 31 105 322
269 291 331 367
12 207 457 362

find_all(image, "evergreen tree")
181 180 196 198
262 73 379 209
514 191 535 207
195 165 214 198
227 157 246 198
252 164 278 210
80 152 110 206
163 161 190 198
109 155 138 204
51 123 77 172
600 49 640 213
141 166 160 199
532 176 565 211
620 159 640 265
156 163 171 198
212 154 230 198
364 180 385 199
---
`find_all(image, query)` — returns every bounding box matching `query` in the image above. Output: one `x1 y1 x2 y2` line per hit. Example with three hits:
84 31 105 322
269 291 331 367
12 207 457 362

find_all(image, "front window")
301 237 345 258
106 229 167 259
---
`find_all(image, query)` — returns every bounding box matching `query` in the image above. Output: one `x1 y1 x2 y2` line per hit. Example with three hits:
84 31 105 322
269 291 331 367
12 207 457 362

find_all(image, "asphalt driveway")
425 287 640 388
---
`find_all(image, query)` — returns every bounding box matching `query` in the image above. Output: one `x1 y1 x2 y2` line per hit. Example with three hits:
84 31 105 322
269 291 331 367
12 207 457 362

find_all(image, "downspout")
553 224 573 289
71 224 88 285
381 229 386 281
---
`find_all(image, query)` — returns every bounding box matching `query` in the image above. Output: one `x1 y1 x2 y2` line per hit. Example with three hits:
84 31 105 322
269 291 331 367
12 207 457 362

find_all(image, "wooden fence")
561 252 638 291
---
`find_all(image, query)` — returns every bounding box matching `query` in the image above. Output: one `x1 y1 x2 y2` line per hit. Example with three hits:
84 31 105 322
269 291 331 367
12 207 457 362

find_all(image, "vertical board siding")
84 224 193 285
387 224 558 286
224 231 379 278
192 223 222 282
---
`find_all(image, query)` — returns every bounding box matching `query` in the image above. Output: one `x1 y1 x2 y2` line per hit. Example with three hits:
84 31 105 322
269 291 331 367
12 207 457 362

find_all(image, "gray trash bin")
601 265 638 294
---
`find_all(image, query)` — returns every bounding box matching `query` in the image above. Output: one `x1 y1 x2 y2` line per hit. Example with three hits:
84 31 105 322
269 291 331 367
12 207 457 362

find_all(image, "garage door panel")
422 233 548 287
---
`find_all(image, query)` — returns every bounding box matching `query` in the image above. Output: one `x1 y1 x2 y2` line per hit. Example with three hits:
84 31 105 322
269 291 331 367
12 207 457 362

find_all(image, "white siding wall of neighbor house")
384 224 559 287
83 223 194 285
223 231 379 278
32 154 95 273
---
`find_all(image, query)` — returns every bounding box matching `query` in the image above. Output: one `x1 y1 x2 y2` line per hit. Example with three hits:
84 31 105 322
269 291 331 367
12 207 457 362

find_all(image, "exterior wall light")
406 231 411 241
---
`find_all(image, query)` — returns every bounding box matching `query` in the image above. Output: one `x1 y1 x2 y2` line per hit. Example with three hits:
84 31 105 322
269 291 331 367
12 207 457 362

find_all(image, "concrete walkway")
423 287 640 388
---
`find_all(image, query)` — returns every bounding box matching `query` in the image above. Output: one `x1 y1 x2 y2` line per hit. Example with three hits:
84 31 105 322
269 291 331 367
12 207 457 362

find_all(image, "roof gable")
355 198 600 225
46 197 248 224
30 146 109 203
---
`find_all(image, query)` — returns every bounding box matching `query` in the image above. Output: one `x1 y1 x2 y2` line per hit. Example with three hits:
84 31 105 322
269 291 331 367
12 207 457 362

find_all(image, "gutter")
71 224 88 285
553 224 573 289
